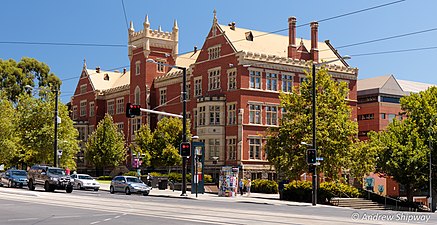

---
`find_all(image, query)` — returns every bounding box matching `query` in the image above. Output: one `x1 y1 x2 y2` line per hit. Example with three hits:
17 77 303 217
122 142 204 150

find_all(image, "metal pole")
181 67 187 196
54 89 59 168
429 117 434 212
311 63 317 206
195 155 198 198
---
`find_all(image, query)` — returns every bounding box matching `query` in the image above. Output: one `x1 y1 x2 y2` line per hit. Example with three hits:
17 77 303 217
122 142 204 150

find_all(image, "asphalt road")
0 187 435 225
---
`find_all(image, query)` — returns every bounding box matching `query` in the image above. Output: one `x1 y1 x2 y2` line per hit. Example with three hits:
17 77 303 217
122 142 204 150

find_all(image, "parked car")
110 176 151 196
27 165 73 193
70 174 100 191
0 169 28 188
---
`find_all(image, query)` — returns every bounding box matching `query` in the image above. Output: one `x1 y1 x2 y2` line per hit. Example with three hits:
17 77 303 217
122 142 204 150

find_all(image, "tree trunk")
406 184 414 203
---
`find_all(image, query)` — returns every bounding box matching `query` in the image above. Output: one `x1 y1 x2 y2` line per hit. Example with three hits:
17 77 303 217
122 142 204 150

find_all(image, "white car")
70 174 100 191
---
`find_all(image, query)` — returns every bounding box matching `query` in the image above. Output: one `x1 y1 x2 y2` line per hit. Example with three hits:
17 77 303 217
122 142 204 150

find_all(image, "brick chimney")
288 16 297 59
310 21 319 62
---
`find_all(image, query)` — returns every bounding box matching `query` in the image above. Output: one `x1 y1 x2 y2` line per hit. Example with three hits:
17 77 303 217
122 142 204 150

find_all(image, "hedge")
123 171 139 177
281 180 361 203
97 176 113 181
251 179 278 194
143 172 212 183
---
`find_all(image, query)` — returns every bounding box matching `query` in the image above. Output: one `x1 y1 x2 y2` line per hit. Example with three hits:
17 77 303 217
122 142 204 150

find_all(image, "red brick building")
71 12 358 179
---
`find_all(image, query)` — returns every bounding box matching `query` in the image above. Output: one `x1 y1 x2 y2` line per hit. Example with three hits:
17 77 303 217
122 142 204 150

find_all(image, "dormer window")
208 45 221 60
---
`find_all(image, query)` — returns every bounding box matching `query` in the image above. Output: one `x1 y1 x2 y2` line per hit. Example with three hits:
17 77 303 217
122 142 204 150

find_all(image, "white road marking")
53 215 81 219
8 218 38 221
104 218 112 221
114 215 120 219
90 221 101 224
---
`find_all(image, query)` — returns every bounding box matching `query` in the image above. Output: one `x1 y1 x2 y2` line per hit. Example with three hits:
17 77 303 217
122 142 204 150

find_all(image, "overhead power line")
121 0 129 30
350 46 437 57
0 41 126 48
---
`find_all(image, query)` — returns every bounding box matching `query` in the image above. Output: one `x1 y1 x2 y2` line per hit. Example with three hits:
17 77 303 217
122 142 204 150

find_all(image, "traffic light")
126 103 141 118
180 142 191 157
306 149 316 164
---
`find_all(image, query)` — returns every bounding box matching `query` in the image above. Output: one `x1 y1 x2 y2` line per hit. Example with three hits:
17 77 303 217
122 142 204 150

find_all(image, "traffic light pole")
181 67 188 196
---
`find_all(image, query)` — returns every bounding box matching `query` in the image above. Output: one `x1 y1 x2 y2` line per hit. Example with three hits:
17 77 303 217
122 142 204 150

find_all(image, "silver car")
70 174 100 191
110 176 151 196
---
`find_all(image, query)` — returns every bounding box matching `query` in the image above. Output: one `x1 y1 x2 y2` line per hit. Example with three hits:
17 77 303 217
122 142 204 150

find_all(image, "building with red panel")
70 12 358 179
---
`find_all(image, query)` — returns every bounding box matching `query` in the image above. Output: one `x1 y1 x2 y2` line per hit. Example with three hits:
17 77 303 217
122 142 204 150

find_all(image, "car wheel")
44 181 50 192
110 186 115 194
125 187 131 195
77 183 82 190
94 188 99 192
66 186 73 193
28 180 35 191
143 190 150 196
7 180 12 188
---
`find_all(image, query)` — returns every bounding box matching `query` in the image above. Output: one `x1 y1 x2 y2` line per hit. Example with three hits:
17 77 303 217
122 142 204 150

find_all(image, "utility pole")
54 89 59 168
181 67 188 196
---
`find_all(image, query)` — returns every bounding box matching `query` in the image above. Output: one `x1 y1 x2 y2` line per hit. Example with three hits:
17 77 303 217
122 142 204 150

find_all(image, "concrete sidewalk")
99 183 311 206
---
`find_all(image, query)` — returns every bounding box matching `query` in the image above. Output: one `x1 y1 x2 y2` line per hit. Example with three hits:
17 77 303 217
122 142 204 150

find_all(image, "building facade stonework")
70 13 358 179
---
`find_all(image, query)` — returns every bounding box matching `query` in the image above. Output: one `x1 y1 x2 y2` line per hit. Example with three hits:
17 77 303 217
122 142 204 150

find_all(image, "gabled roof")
358 75 435 96
218 24 345 66
87 69 130 91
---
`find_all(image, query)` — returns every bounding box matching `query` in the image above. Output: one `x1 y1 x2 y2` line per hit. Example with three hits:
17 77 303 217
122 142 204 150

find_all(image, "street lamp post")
146 59 188 196
310 56 350 206
25 85 59 168
429 115 437 212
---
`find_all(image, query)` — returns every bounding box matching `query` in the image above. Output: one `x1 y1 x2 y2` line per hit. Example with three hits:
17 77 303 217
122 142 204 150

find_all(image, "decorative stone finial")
129 21 134 32
158 25 162 32
173 19 179 30
145 15 150 25
83 58 87 69
213 9 217 24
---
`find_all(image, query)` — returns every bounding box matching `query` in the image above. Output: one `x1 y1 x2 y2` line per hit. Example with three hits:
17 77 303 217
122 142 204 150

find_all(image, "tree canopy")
134 117 190 172
85 114 126 171
265 67 358 180
0 57 61 103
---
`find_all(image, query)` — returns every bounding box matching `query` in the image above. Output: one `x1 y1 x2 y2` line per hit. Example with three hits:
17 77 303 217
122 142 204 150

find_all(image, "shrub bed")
281 180 361 203
97 176 113 181
251 179 278 194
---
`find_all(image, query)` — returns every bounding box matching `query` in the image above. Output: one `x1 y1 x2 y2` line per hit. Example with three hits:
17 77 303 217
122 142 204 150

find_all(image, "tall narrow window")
209 139 220 159
107 100 115 115
194 78 202 97
135 86 140 105
249 70 261 89
266 106 278 125
227 103 236 125
80 84 87 94
89 102 95 117
160 88 167 105
228 70 237 90
209 105 220 125
266 72 278 91
80 100 87 117
131 118 142 135
193 109 198 129
249 104 261 124
199 106 206 126
135 61 141 75
73 106 78 120
227 138 236 160
157 59 165 72
208 69 221 90
249 138 261 160
282 74 293 92
116 98 124 114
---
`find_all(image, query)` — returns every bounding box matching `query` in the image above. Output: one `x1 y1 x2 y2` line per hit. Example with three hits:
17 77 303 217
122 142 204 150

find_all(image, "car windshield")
78 175 92 180
126 177 142 183
11 171 27 176
48 169 65 176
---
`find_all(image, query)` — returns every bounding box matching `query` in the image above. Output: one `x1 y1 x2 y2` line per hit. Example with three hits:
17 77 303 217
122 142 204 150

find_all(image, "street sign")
57 149 63 156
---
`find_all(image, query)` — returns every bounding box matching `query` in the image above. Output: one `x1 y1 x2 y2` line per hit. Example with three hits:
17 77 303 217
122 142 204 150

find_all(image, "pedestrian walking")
246 179 251 197
239 179 244 196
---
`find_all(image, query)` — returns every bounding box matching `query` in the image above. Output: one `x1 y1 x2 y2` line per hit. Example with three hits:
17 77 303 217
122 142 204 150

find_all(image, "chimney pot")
123 68 127 74
96 66 101 73
194 46 198 54
288 16 297 59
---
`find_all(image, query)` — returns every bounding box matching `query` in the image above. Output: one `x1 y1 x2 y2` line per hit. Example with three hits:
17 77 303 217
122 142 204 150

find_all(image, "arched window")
135 86 140 105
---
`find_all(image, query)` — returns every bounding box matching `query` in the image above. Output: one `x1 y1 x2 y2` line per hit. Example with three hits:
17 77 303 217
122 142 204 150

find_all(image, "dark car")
27 165 73 193
110 176 151 196
0 169 28 188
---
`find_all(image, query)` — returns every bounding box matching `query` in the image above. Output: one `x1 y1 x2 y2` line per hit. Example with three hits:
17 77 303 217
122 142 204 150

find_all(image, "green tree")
372 118 428 202
15 92 79 169
85 114 126 175
266 67 358 180
0 57 61 103
349 132 380 183
0 92 19 167
135 117 190 172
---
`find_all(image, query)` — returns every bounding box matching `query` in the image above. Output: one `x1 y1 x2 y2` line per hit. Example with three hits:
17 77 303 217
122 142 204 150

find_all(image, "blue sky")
1 0 436 103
